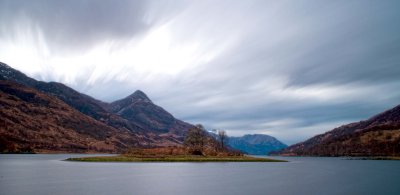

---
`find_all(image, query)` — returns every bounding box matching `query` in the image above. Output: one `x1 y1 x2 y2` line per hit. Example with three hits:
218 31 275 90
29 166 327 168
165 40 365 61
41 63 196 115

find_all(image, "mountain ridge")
0 62 144 133
0 62 192 136
0 80 145 153
0 62 193 153
278 104 400 156
107 90 193 135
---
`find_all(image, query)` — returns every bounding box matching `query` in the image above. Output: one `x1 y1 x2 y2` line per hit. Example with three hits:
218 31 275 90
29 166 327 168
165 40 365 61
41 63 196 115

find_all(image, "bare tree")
218 130 228 150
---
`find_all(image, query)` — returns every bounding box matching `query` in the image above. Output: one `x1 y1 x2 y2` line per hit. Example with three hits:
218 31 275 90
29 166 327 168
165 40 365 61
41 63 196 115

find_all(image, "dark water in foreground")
0 154 399 195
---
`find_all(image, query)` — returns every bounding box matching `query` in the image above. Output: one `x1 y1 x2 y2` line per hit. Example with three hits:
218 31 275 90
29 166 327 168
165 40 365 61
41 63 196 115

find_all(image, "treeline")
184 124 240 156
124 124 241 156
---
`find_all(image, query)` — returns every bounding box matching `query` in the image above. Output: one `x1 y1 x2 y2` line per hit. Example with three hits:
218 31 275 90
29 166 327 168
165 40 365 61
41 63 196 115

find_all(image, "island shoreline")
65 155 287 162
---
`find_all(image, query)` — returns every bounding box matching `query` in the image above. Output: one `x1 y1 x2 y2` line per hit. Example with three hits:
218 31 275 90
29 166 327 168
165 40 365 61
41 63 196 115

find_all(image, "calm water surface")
0 154 400 195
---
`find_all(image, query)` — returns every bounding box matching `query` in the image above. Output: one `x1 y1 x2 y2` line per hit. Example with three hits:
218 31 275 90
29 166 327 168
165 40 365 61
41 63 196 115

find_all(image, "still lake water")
0 154 400 195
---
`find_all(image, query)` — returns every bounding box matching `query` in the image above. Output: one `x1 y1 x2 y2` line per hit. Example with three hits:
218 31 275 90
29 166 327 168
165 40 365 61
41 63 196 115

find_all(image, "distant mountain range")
227 134 287 155
278 105 400 156
0 62 193 153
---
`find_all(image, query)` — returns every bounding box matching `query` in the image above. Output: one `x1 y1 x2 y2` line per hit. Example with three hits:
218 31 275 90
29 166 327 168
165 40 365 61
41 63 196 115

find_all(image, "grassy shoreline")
66 155 287 162
344 156 400 160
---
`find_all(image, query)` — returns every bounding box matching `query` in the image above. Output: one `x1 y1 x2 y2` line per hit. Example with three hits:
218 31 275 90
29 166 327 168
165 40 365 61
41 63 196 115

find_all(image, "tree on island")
217 130 228 151
184 125 238 156
184 124 207 155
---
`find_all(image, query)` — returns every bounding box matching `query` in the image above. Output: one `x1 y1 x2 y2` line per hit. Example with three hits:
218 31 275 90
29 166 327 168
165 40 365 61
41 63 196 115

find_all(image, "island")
66 147 286 162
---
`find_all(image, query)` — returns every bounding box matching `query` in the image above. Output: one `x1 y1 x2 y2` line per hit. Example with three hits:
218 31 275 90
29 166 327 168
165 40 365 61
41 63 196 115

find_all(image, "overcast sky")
1 0 400 144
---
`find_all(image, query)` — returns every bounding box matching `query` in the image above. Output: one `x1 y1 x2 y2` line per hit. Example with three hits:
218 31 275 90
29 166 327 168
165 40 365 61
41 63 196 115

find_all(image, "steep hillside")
0 62 193 152
279 105 400 156
0 62 193 138
227 134 287 155
108 90 193 135
0 62 143 133
0 81 146 153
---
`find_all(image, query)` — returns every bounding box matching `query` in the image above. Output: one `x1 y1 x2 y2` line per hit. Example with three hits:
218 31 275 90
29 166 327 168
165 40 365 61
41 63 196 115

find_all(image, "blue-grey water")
0 154 399 195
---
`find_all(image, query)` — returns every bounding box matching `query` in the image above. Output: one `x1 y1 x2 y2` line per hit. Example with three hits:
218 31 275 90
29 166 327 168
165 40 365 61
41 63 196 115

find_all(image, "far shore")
273 155 400 160
344 156 400 160
3 153 399 161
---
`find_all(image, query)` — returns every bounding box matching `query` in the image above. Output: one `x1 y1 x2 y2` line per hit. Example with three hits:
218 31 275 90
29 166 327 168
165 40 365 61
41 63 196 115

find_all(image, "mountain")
279 105 400 156
107 90 193 135
0 62 193 153
0 62 193 137
0 62 142 133
0 80 145 153
227 134 287 155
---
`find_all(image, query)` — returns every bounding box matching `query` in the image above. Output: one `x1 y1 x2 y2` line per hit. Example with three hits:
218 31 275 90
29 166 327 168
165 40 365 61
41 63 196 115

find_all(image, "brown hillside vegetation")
278 105 400 156
0 62 193 137
0 81 147 153
0 62 197 153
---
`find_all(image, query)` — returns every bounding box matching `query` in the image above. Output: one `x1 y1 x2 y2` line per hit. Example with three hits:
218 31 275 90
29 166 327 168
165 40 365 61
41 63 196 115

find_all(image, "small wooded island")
67 126 286 162
66 147 285 162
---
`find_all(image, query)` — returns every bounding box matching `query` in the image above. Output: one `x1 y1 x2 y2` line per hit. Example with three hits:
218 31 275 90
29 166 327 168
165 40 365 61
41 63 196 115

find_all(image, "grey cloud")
0 0 157 52
216 0 400 87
